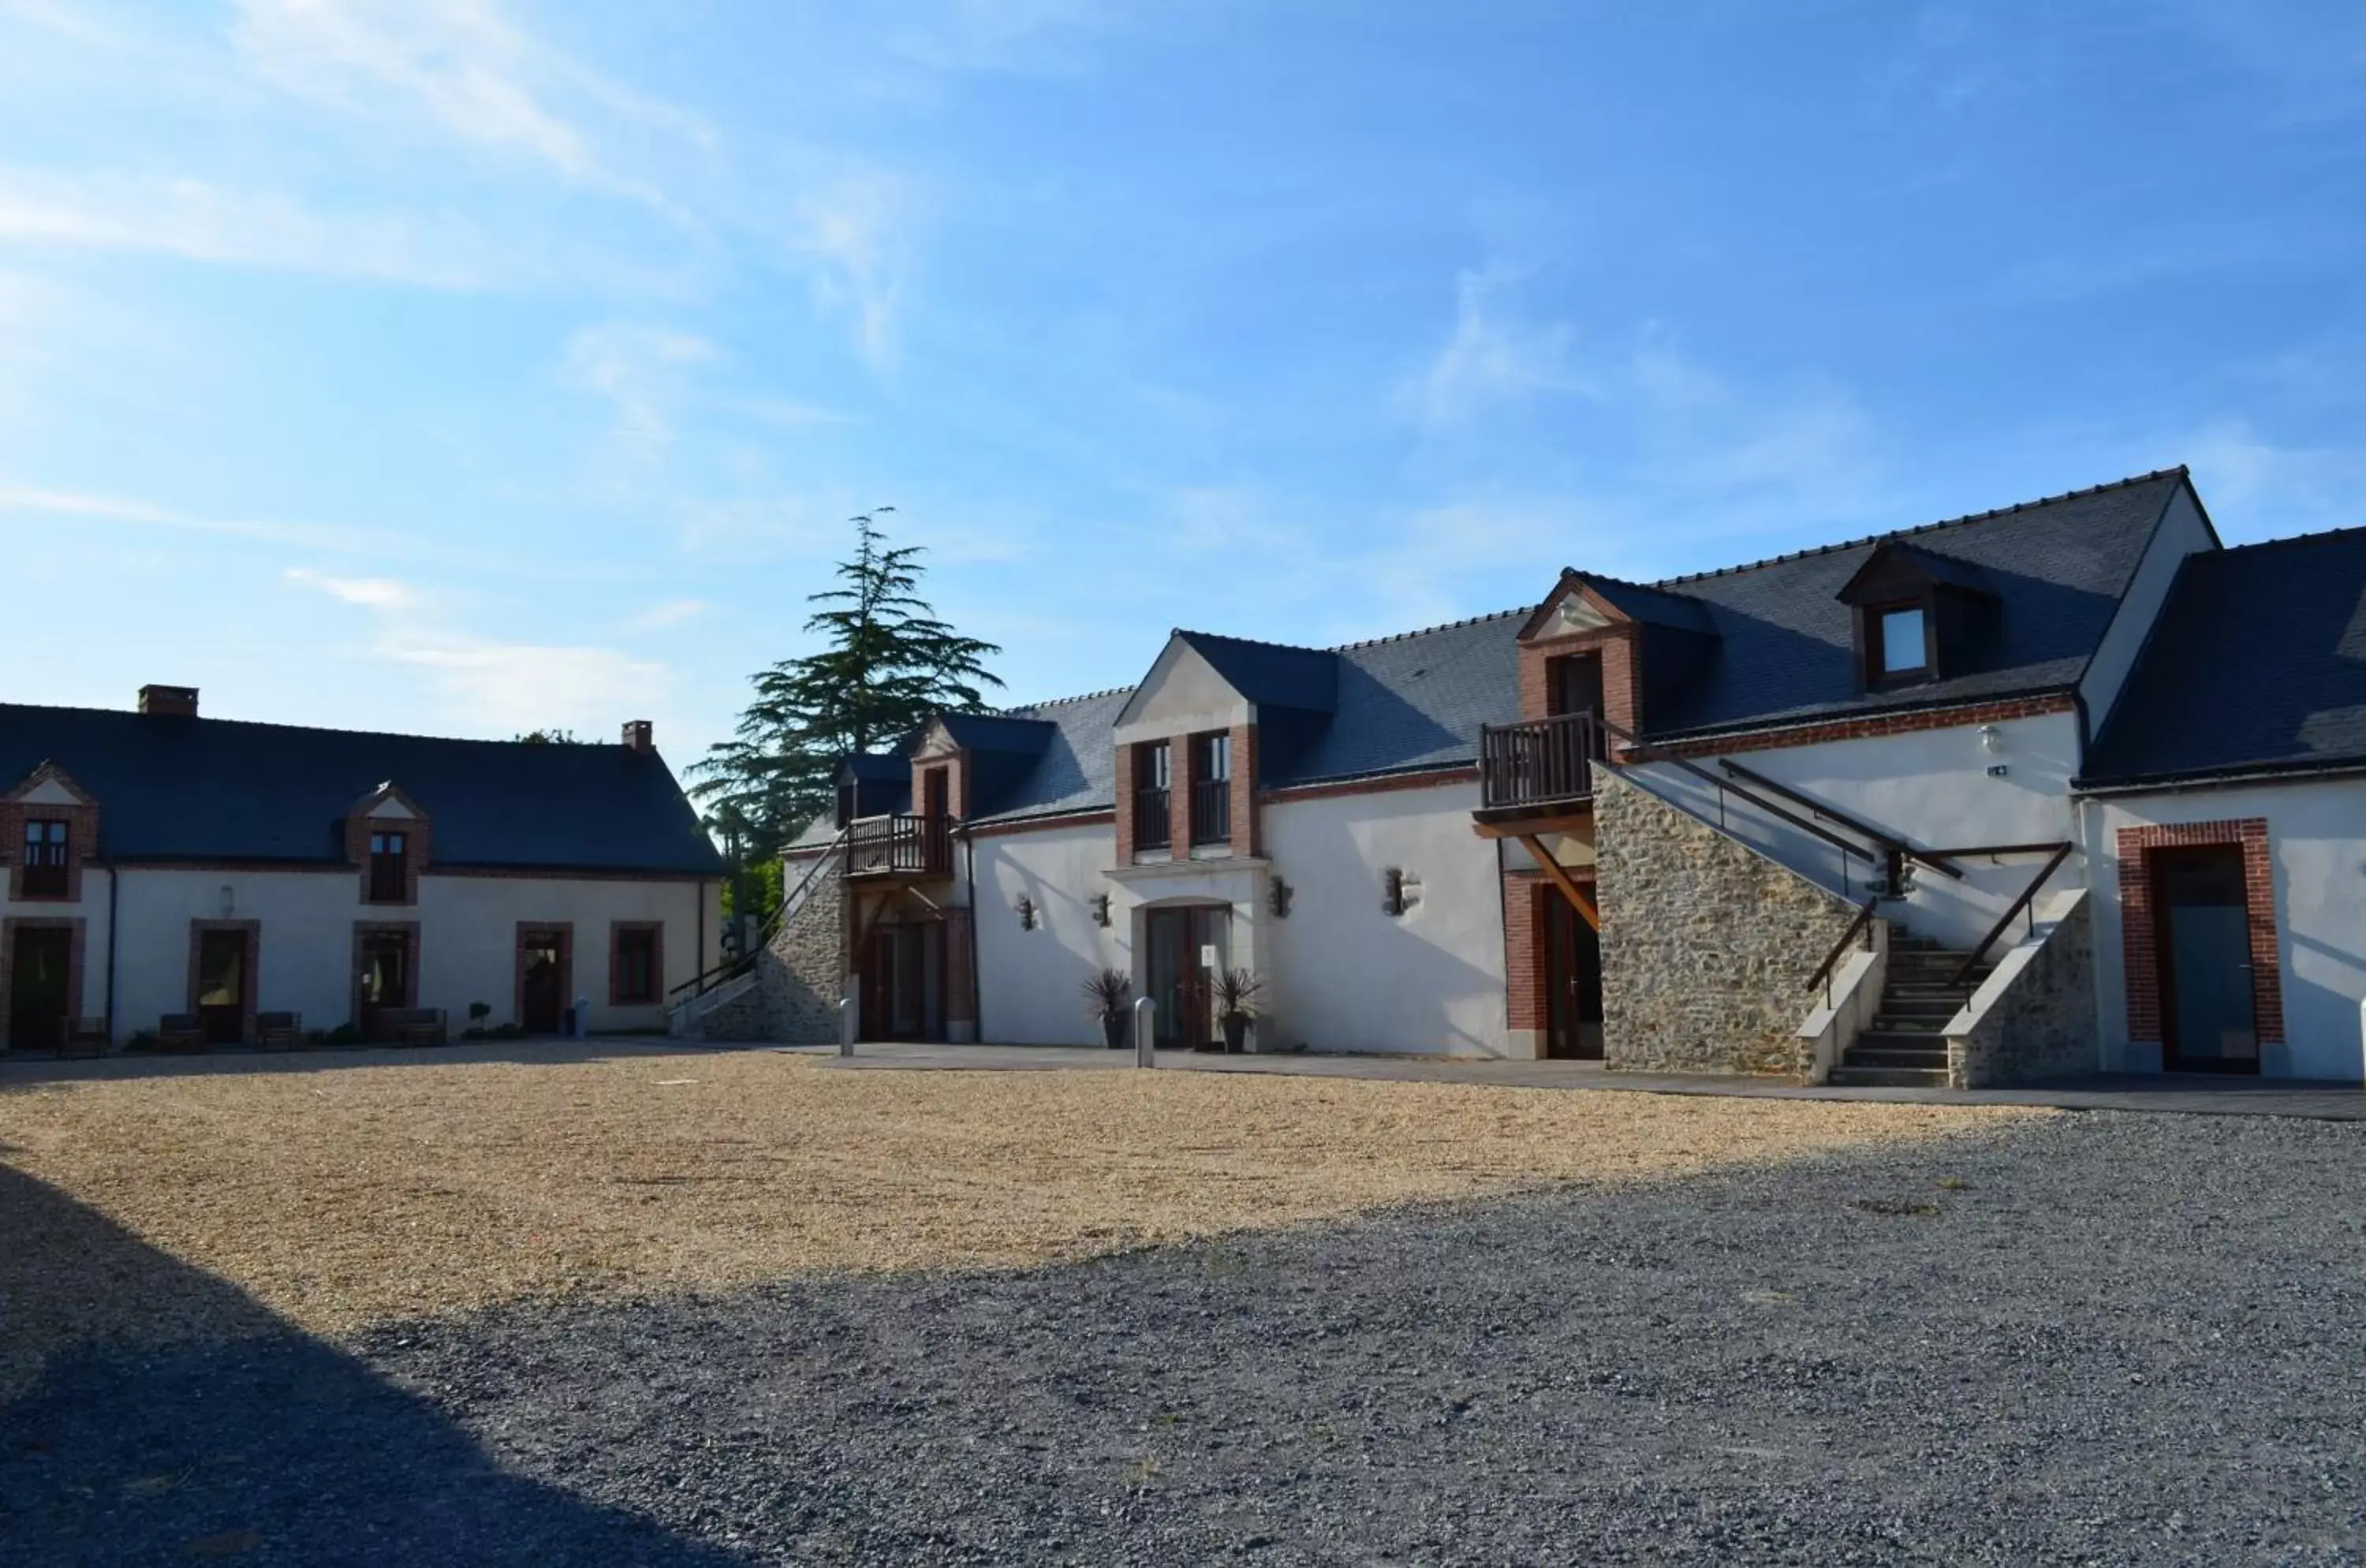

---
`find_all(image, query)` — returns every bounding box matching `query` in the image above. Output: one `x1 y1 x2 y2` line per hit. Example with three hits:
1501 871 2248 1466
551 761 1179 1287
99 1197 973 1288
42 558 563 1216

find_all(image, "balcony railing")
843 813 953 878
1136 787 1172 851
1479 711 1606 812
1189 777 1230 845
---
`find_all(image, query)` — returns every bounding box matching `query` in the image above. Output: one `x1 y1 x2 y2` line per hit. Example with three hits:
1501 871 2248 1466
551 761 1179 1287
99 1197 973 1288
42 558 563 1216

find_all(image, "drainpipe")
697 877 707 976
962 829 983 1043
105 865 120 1049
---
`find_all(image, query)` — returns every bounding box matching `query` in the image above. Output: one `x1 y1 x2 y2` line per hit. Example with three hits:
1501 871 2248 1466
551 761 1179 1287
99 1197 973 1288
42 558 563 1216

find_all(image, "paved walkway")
786 1040 2366 1120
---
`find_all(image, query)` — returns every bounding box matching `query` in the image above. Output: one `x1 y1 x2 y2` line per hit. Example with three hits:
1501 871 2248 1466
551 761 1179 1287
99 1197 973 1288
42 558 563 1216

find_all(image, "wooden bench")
256 1011 304 1051
379 1007 447 1047
156 1013 206 1053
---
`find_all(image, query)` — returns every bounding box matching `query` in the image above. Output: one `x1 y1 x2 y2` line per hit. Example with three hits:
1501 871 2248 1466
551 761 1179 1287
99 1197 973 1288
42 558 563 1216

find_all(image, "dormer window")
368 831 409 903
1874 603 1929 681
22 819 68 898
1839 539 1997 693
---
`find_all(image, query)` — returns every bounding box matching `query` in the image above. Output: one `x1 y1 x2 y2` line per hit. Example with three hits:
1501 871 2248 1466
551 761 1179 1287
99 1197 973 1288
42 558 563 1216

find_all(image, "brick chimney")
139 685 199 718
621 719 654 753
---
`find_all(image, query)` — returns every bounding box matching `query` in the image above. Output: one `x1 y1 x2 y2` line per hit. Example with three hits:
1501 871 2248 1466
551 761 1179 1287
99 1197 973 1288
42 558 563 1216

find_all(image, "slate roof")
2082 525 2366 787
0 705 724 875
1643 469 2189 737
834 469 2197 827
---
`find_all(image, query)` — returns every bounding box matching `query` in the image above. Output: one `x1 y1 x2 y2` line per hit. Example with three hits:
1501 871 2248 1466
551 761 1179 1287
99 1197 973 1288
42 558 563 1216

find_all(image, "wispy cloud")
229 0 711 210
621 597 707 633
283 565 670 733
0 485 413 554
564 322 719 450
785 172 916 373
0 166 514 288
1403 262 1591 429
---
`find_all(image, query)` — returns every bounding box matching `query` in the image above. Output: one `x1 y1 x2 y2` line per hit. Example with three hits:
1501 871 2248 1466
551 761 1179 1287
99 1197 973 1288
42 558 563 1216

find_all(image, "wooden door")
2152 846 2260 1073
359 931 408 1039
196 928 248 1045
520 931 566 1034
1543 888 1604 1059
7 928 70 1051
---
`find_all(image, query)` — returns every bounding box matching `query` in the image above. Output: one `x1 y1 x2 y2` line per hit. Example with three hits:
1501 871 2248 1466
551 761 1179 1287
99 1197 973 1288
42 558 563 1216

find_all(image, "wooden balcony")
1477 711 1605 819
843 813 953 879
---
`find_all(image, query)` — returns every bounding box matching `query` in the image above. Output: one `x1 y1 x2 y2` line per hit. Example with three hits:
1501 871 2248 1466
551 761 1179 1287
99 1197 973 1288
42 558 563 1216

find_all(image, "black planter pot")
1222 1015 1248 1055
1101 1013 1128 1050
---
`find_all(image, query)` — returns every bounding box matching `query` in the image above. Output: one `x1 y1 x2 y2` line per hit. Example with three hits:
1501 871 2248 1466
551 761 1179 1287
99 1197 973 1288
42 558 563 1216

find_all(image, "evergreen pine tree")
690 510 1002 863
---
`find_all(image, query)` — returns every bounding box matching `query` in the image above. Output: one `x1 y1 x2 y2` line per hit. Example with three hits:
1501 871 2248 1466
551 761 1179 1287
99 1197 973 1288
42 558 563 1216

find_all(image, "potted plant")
1083 969 1133 1049
1212 969 1263 1055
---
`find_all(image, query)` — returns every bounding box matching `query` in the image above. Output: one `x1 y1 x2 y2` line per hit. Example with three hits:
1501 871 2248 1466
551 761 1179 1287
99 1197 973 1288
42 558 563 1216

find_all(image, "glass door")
196 929 247 1045
2153 846 2260 1073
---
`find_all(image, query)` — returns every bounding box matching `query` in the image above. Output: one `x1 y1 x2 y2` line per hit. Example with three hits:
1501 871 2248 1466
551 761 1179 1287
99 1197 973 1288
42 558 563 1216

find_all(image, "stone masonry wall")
702 872 845 1044
1949 892 2096 1088
1593 767 1860 1077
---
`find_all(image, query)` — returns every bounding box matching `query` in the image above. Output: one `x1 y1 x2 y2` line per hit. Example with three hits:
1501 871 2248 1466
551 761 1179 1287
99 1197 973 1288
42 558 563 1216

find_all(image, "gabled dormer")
345 782 429 905
5 762 99 903
1837 539 1999 690
1110 630 1336 864
1512 571 1718 738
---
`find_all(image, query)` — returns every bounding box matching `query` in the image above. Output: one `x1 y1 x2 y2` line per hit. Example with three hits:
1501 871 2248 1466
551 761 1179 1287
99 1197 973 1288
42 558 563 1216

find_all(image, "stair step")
1870 1017 1950 1034
1828 1065 1952 1088
1855 1029 1953 1050
1845 1044 1952 1069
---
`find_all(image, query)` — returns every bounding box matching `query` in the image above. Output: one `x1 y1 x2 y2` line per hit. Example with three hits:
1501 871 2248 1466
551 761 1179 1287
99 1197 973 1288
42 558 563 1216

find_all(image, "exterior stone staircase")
1828 935 1991 1088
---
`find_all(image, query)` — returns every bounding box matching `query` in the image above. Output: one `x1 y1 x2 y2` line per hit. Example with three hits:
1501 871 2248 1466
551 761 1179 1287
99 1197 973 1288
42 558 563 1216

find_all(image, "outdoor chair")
156 1013 205 1053
255 1011 303 1051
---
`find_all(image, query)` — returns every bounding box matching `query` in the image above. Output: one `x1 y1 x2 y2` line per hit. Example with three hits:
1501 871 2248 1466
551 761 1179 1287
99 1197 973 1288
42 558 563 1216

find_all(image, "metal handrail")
1715 757 1965 881
1806 895 1882 1003
1951 842 2075 985
1593 715 1876 876
667 825 849 1005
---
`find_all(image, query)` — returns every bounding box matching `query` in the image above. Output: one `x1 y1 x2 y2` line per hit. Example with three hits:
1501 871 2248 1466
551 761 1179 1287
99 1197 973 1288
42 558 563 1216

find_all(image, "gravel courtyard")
5 1050 2363 1563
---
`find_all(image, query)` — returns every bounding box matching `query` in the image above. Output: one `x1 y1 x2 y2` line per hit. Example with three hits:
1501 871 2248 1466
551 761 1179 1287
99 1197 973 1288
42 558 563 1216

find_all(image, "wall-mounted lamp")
1977 724 2002 754
1089 893 1110 928
218 885 235 918
1015 895 1037 931
1267 877 1293 919
1382 868 1421 917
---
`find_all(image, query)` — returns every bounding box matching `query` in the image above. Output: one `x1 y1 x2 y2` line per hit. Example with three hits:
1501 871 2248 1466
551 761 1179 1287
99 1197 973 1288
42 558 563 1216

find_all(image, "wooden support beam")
1519 835 1599 931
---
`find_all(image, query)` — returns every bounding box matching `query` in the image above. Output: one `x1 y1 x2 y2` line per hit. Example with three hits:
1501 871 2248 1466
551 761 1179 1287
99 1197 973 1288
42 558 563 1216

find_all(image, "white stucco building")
728 467 2366 1086
2 689 723 1053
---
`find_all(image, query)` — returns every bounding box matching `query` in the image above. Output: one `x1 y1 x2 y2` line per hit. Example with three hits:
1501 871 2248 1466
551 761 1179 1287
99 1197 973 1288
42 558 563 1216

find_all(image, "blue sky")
2 2 2363 779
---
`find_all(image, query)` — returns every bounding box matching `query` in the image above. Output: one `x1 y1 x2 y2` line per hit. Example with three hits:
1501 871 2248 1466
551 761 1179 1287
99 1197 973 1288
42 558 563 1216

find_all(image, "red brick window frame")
0 914 86 1050
345 786 431 906
186 919 262 1045
2117 818 2282 1048
609 920 663 1006
2 766 99 904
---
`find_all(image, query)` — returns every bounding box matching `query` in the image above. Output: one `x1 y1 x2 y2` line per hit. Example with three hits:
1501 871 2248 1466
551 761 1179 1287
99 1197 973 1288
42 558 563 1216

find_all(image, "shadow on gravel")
0 1165 745 1566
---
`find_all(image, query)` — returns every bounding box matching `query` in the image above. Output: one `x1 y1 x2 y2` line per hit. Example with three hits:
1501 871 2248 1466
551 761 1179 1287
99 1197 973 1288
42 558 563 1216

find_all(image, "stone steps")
1830 936 1987 1089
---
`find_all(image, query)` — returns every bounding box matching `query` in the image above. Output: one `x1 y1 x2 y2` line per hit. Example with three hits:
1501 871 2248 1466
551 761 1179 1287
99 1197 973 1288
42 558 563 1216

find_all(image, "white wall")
2086 778 2366 1081
39 868 717 1042
2079 483 2215 738
1260 781 1510 1056
1626 710 2085 948
972 823 1129 1045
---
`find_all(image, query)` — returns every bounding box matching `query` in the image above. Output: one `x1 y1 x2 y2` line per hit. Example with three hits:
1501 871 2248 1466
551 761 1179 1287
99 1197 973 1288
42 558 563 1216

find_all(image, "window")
614 925 660 1005
368 831 409 903
1190 731 1231 845
1135 740 1172 851
1875 603 1928 679
22 819 68 898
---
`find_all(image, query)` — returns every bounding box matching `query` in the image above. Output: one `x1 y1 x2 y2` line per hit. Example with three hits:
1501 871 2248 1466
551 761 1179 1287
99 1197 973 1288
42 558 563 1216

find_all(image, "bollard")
1133 996 1157 1068
839 978 860 1058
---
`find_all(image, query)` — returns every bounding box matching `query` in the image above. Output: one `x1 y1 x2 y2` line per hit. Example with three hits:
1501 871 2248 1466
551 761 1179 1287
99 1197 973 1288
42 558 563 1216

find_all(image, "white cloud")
284 565 670 733
0 486 412 554
621 597 707 633
228 0 711 208
0 166 514 288
564 322 718 448
2176 418 2366 539
1405 263 1592 430
786 173 916 373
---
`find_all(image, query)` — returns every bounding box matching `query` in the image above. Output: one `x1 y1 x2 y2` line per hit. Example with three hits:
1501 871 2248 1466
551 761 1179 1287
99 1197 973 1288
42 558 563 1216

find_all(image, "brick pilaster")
1114 743 1138 861
1229 722 1258 857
